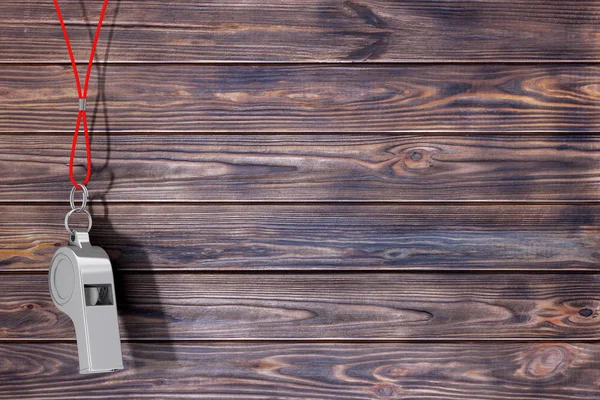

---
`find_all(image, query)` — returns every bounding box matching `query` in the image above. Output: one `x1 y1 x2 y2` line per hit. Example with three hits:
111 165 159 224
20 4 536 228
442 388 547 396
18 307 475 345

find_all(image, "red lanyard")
53 0 109 189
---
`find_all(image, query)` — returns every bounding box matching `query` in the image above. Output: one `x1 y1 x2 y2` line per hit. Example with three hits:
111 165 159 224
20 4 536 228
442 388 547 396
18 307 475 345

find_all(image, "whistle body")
49 231 123 374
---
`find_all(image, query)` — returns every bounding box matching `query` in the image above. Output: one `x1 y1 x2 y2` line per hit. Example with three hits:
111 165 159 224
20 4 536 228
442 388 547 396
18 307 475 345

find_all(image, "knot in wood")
394 146 438 174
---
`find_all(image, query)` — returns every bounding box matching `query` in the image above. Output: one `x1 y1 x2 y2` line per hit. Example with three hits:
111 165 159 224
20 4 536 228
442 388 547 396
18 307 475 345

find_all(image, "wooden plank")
2 204 600 272
2 273 599 340
2 342 600 399
4 135 600 202
2 64 599 133
3 1 600 62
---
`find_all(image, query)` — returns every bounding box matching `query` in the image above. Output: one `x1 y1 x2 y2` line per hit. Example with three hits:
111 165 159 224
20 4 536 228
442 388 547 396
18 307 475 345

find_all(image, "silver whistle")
49 230 124 374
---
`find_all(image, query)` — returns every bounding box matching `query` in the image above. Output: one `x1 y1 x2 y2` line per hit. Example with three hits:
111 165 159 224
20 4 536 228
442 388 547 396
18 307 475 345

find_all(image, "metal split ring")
69 185 89 212
64 208 93 234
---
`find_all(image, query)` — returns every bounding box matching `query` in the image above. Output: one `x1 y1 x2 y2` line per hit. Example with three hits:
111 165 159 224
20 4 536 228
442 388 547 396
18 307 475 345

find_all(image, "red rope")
53 0 109 188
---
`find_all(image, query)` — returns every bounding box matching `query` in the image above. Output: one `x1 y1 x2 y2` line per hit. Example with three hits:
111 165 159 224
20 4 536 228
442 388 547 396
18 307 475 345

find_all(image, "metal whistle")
49 230 124 374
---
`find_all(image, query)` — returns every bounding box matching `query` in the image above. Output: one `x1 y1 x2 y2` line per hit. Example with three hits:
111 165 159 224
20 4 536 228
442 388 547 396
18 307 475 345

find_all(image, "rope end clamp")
78 98 86 111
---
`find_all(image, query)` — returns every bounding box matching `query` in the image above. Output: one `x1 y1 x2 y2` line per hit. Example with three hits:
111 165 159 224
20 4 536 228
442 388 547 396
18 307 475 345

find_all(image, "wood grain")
4 135 600 202
2 64 600 132
3 1 600 62
2 273 599 340
2 342 600 399
3 0 600 397
2 204 600 272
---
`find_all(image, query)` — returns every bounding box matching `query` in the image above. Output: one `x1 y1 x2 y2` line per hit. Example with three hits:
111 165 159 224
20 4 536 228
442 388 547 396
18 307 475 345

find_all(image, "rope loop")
53 0 109 188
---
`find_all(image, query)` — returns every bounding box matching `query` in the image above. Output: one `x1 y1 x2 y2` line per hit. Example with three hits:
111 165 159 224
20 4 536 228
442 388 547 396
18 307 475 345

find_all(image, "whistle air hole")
84 284 114 306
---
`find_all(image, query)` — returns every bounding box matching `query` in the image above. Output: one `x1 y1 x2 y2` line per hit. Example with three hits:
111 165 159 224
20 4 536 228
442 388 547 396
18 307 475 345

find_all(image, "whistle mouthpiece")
49 231 124 374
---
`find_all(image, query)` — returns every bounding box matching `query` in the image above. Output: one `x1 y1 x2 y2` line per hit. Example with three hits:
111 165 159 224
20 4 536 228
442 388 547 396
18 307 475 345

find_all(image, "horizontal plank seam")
3 131 600 136
1 60 600 66
5 200 600 206
2 338 600 343
2 270 599 276
3 130 600 135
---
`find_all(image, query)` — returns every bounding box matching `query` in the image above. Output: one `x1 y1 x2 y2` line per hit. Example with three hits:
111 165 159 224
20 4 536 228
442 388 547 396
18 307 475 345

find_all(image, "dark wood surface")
2 342 600 400
2 204 600 272
3 0 600 62
3 135 600 202
3 273 599 340
2 0 600 397
2 64 600 133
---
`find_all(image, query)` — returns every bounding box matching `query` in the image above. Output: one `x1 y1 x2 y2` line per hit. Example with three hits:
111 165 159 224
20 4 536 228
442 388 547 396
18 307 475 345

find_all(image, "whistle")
49 231 123 374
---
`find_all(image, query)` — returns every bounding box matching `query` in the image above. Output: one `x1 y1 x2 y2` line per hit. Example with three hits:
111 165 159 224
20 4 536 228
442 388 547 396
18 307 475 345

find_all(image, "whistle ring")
69 184 89 212
65 208 93 234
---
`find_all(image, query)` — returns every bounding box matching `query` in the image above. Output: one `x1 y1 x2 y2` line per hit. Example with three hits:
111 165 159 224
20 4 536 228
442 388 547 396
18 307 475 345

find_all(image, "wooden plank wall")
2 1 600 398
